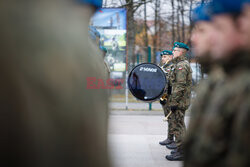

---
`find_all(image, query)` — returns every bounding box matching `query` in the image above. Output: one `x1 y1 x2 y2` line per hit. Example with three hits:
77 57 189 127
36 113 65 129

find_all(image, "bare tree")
180 0 185 42
188 0 194 45
176 0 181 42
143 0 149 62
152 0 161 63
103 0 207 64
105 0 149 68
158 16 162 51
171 0 176 45
125 0 136 69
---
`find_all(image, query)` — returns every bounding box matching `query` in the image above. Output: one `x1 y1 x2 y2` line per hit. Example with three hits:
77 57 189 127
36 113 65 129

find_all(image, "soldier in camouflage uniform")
165 42 192 161
184 3 226 165
190 3 216 75
0 0 111 167
184 0 250 166
159 50 176 146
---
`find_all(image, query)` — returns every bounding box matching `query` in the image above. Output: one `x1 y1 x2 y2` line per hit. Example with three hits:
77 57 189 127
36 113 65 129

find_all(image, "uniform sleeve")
162 64 171 95
171 64 188 106
227 95 250 167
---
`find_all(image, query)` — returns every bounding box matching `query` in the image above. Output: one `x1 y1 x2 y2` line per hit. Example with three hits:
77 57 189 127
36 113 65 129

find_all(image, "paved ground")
110 102 162 111
108 112 190 167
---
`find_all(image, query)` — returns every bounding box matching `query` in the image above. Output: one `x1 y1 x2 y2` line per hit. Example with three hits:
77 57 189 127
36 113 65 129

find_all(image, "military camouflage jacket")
186 65 225 135
163 60 175 81
170 55 192 109
184 52 250 167
161 60 175 95
0 2 110 167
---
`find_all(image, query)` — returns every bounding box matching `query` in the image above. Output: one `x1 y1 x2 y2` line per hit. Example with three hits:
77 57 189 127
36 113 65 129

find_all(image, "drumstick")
163 111 172 122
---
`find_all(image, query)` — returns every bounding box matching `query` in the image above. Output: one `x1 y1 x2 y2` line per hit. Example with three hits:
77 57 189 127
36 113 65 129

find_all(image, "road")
108 112 190 167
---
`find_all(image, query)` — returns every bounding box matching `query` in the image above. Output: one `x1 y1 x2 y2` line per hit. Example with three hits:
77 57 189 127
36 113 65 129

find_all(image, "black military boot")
166 142 177 150
170 148 178 154
159 138 173 146
165 151 184 161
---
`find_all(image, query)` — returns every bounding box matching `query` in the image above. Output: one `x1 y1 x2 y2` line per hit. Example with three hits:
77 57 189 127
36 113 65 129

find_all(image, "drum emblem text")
139 67 158 72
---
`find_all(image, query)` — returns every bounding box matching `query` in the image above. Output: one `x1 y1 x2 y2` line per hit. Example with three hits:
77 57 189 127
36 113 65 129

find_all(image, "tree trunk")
180 0 185 42
153 0 160 63
188 0 194 46
126 0 135 70
176 0 181 42
143 0 148 63
158 18 162 51
171 0 175 45
158 0 162 51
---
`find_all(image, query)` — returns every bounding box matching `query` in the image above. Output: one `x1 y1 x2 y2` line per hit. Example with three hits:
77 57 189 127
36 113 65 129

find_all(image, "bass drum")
127 63 167 102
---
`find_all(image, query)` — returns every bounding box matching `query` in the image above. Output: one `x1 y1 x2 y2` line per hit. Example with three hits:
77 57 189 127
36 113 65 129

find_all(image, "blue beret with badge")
173 42 190 51
77 0 103 9
211 0 244 15
192 3 212 23
100 46 107 53
161 50 172 56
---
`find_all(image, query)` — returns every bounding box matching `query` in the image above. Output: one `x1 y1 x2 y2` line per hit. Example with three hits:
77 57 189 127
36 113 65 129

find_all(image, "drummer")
165 42 192 161
159 50 176 147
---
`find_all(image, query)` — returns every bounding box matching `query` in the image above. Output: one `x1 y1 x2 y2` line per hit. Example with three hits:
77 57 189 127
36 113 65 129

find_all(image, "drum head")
128 63 167 102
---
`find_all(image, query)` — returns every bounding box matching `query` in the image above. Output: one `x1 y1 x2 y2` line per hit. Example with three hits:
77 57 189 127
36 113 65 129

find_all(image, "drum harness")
160 63 175 121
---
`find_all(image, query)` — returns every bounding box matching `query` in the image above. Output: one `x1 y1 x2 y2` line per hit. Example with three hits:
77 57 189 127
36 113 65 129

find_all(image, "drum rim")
127 63 167 102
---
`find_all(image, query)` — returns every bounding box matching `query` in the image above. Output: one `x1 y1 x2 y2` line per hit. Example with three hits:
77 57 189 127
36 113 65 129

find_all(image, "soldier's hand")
170 106 178 112
163 116 168 122
160 99 166 105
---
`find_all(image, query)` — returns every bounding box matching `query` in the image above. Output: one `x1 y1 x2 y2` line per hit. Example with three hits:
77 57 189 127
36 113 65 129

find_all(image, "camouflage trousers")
172 109 186 149
162 104 175 140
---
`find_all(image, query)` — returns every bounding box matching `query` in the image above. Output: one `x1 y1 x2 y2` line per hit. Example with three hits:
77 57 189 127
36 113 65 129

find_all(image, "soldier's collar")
221 51 250 74
166 59 174 65
174 55 187 63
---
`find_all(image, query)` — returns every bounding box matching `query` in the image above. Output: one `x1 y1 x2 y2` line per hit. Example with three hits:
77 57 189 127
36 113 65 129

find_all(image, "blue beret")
211 0 244 15
77 0 103 9
192 3 212 23
173 42 190 51
161 50 172 56
100 46 107 53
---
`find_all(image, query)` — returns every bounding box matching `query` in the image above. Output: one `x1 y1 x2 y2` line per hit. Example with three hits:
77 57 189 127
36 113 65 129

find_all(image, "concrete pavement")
110 102 162 111
108 113 190 167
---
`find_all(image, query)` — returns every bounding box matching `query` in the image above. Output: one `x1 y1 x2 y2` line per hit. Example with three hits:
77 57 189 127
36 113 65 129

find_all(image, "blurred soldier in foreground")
239 0 250 50
184 2 226 164
165 42 192 161
190 3 219 74
159 50 175 146
0 0 110 167
184 0 250 166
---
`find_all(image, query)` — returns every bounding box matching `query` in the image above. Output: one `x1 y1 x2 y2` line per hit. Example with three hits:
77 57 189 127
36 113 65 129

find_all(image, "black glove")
160 99 166 105
170 106 178 112
167 85 172 95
